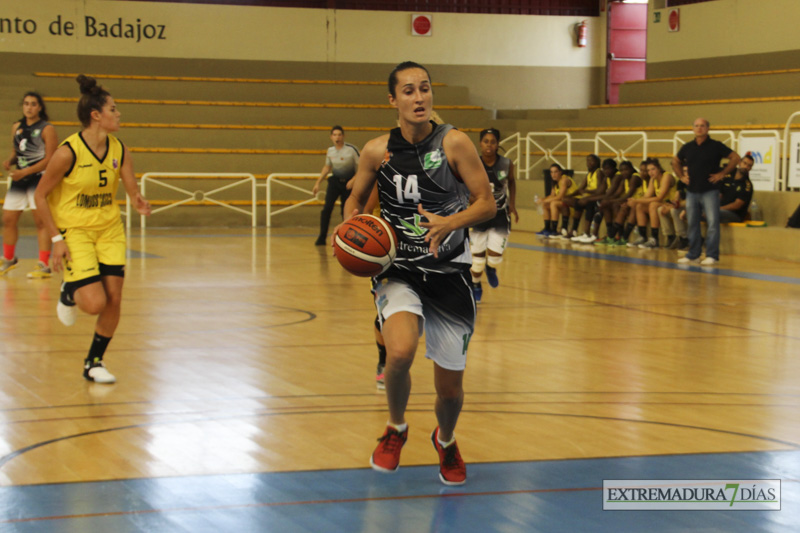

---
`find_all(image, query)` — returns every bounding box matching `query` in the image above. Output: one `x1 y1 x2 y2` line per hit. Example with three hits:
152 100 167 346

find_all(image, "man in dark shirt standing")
672 118 740 266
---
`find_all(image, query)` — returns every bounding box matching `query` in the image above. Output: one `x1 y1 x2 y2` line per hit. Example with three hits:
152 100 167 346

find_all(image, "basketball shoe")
472 282 482 302
0 257 18 275
27 261 52 279
370 425 408 473
431 426 466 485
376 363 385 391
83 358 116 384
485 265 499 288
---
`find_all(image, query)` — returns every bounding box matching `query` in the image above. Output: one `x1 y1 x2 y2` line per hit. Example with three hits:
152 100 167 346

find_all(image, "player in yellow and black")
34 75 151 384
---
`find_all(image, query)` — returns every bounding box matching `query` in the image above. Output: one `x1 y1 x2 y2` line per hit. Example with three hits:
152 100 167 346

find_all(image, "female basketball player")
595 160 642 245
468 128 517 302
34 75 151 384
339 61 495 485
1 92 58 278
535 163 579 240
627 158 677 249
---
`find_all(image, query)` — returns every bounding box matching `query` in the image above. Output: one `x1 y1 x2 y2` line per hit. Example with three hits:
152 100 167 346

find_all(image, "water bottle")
534 194 543 215
749 199 762 221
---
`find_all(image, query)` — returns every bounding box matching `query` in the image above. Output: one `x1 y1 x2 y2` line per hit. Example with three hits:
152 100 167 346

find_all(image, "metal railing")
138 172 257 229
266 173 321 227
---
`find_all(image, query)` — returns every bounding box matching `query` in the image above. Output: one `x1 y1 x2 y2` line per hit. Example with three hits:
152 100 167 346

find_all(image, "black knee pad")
99 263 125 278
64 275 102 298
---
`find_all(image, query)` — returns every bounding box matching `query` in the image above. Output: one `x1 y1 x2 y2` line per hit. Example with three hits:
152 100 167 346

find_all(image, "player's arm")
3 123 19 171
312 163 331 196
33 145 75 272
343 135 385 217
671 155 689 185
119 145 150 216
9 124 58 181
507 160 518 223
419 129 495 256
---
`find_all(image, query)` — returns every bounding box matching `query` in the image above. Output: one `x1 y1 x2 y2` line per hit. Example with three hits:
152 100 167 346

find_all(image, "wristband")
51 234 64 243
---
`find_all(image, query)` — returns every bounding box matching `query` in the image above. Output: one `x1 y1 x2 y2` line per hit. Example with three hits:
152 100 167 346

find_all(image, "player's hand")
2 159 11 171
51 240 72 274
135 195 152 216
709 172 725 184
417 203 451 258
8 168 26 181
330 208 360 249
510 206 519 223
312 183 320 196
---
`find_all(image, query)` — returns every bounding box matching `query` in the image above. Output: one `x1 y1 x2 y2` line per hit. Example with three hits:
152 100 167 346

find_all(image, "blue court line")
10 236 159 259
0 451 796 532
510 242 800 285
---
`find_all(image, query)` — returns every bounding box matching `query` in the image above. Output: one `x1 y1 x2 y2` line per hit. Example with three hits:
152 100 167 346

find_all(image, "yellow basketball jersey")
586 169 601 190
49 132 124 230
654 172 678 200
554 176 578 196
633 174 648 199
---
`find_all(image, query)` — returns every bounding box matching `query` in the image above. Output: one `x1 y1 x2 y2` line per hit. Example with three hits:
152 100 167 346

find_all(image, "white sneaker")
677 256 699 264
580 234 597 244
84 360 116 384
571 233 589 242
700 257 718 266
627 236 645 248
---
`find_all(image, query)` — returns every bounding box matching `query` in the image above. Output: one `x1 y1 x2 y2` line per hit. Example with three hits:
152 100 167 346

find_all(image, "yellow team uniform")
49 132 127 282
654 172 678 203
633 174 649 199
553 176 578 197
577 169 601 199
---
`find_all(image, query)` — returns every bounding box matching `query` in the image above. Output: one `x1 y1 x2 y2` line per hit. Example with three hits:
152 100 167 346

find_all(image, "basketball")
333 214 397 277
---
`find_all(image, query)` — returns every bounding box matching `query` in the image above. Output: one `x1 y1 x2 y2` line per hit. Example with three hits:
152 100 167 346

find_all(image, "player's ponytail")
76 74 111 128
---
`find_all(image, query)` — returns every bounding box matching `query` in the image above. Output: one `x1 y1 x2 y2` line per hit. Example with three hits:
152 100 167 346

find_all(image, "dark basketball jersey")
376 123 471 275
473 155 512 232
13 118 50 185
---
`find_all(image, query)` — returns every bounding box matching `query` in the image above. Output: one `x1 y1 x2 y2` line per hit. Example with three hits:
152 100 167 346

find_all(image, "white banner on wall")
738 135 779 191
789 132 800 189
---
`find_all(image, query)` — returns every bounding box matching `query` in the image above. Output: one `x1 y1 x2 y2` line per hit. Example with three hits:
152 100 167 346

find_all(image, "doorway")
606 0 648 104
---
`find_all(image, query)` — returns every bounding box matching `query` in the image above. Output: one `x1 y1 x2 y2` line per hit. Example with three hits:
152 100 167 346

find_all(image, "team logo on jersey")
423 149 443 170
498 170 508 180
112 159 118 169
32 129 41 137
399 213 427 237
381 150 393 167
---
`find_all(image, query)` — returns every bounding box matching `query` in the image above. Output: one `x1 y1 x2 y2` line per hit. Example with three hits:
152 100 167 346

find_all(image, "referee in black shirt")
672 118 739 265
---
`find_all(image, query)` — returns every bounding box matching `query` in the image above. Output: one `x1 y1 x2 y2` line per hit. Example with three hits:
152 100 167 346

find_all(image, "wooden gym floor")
0 226 798 532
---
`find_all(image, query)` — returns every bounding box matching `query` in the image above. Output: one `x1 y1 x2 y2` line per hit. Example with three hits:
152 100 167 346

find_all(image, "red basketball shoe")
370 425 408 473
431 426 466 485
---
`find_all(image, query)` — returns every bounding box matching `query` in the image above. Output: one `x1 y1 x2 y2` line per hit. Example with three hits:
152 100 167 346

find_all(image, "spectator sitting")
719 153 755 224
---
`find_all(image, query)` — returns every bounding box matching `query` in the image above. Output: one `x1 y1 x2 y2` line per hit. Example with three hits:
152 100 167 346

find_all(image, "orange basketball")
333 214 397 277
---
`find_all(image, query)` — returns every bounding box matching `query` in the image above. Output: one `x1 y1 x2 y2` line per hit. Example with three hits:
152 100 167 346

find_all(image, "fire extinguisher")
576 20 588 47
